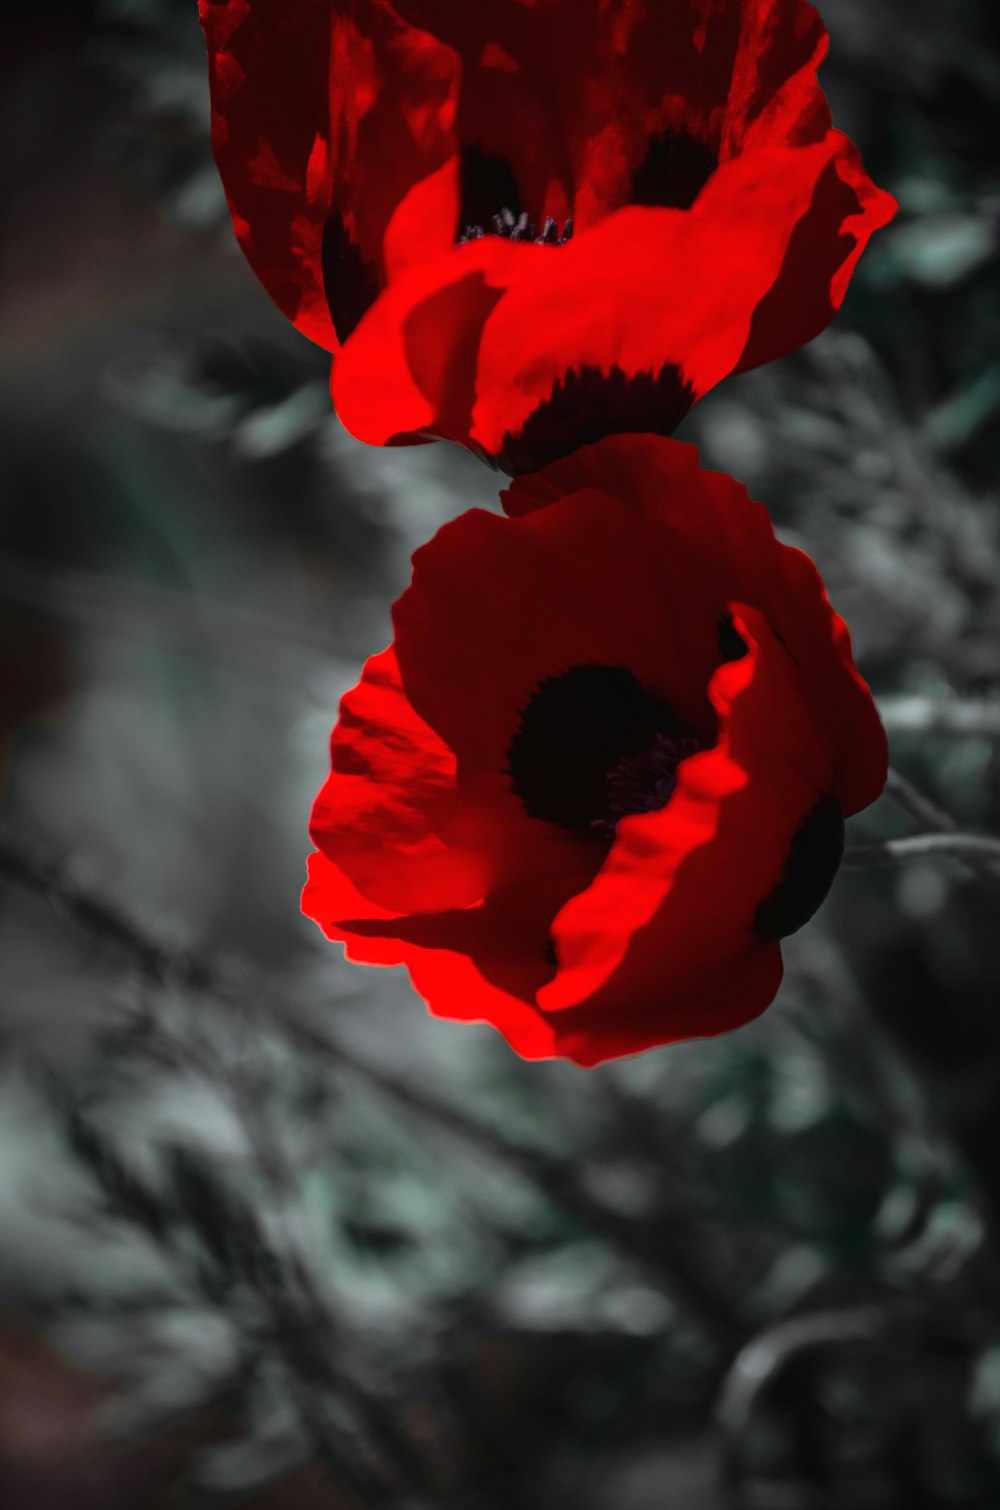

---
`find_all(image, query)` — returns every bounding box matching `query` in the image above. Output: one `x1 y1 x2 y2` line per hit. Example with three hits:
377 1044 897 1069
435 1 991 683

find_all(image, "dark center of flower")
507 665 706 835
600 730 704 834
456 144 573 246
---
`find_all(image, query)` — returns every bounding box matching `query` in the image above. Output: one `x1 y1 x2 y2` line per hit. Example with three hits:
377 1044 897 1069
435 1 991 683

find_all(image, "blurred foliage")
2 1 1000 1507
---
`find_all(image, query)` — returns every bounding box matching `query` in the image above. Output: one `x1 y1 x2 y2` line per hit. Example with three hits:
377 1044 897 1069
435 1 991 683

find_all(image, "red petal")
199 0 458 350
328 237 512 449
309 646 487 913
304 853 569 1060
474 138 893 463
200 0 338 348
310 641 601 920
766 543 888 817
570 0 830 221
736 135 897 373
333 136 892 467
307 839 782 1066
545 945 785 1067
391 0 593 224
537 608 833 1053
393 0 831 224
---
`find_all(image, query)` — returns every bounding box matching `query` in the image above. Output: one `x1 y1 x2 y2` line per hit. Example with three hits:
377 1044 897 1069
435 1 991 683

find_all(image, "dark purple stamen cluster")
596 730 704 836
459 207 575 245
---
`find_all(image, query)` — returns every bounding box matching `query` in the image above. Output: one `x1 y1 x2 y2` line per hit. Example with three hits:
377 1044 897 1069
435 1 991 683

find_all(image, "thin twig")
715 1306 887 1437
878 694 1000 740
844 832 1000 868
879 767 1000 886
884 767 962 833
0 830 214 989
715 1306 890 1510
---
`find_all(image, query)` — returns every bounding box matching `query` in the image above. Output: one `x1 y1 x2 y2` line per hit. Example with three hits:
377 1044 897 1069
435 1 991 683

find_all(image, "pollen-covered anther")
458 208 574 246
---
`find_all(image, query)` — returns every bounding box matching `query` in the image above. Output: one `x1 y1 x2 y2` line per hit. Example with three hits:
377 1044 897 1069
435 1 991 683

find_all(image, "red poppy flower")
303 435 886 1065
200 0 895 473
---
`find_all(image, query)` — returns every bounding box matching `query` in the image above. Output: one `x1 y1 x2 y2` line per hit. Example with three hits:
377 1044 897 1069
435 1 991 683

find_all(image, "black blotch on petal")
459 144 523 237
754 795 845 940
630 130 718 211
322 210 382 343
498 362 695 475
718 614 749 663
507 665 692 833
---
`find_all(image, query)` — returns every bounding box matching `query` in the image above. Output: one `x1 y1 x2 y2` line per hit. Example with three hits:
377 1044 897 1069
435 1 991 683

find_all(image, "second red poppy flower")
303 436 887 1065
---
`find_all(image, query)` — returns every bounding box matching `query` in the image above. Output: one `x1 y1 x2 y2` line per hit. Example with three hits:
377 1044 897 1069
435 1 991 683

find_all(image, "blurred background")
2 1 1000 1505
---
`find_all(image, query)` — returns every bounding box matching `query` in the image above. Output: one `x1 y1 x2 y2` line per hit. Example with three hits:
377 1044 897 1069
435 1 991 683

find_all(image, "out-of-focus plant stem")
844 832 1000 869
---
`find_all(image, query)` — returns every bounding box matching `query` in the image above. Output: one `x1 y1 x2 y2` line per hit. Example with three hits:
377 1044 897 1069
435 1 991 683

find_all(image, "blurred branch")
715 1306 887 1437
882 765 1000 885
878 694 1000 740
210 1050 479 1510
0 827 746 1349
59 1102 405 1510
808 335 999 597
0 829 213 989
715 1306 891 1510
844 832 1000 869
786 928 932 1149
885 766 968 831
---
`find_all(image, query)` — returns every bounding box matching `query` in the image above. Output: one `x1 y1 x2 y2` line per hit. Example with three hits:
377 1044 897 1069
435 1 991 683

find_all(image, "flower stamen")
596 730 704 836
458 208 575 246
